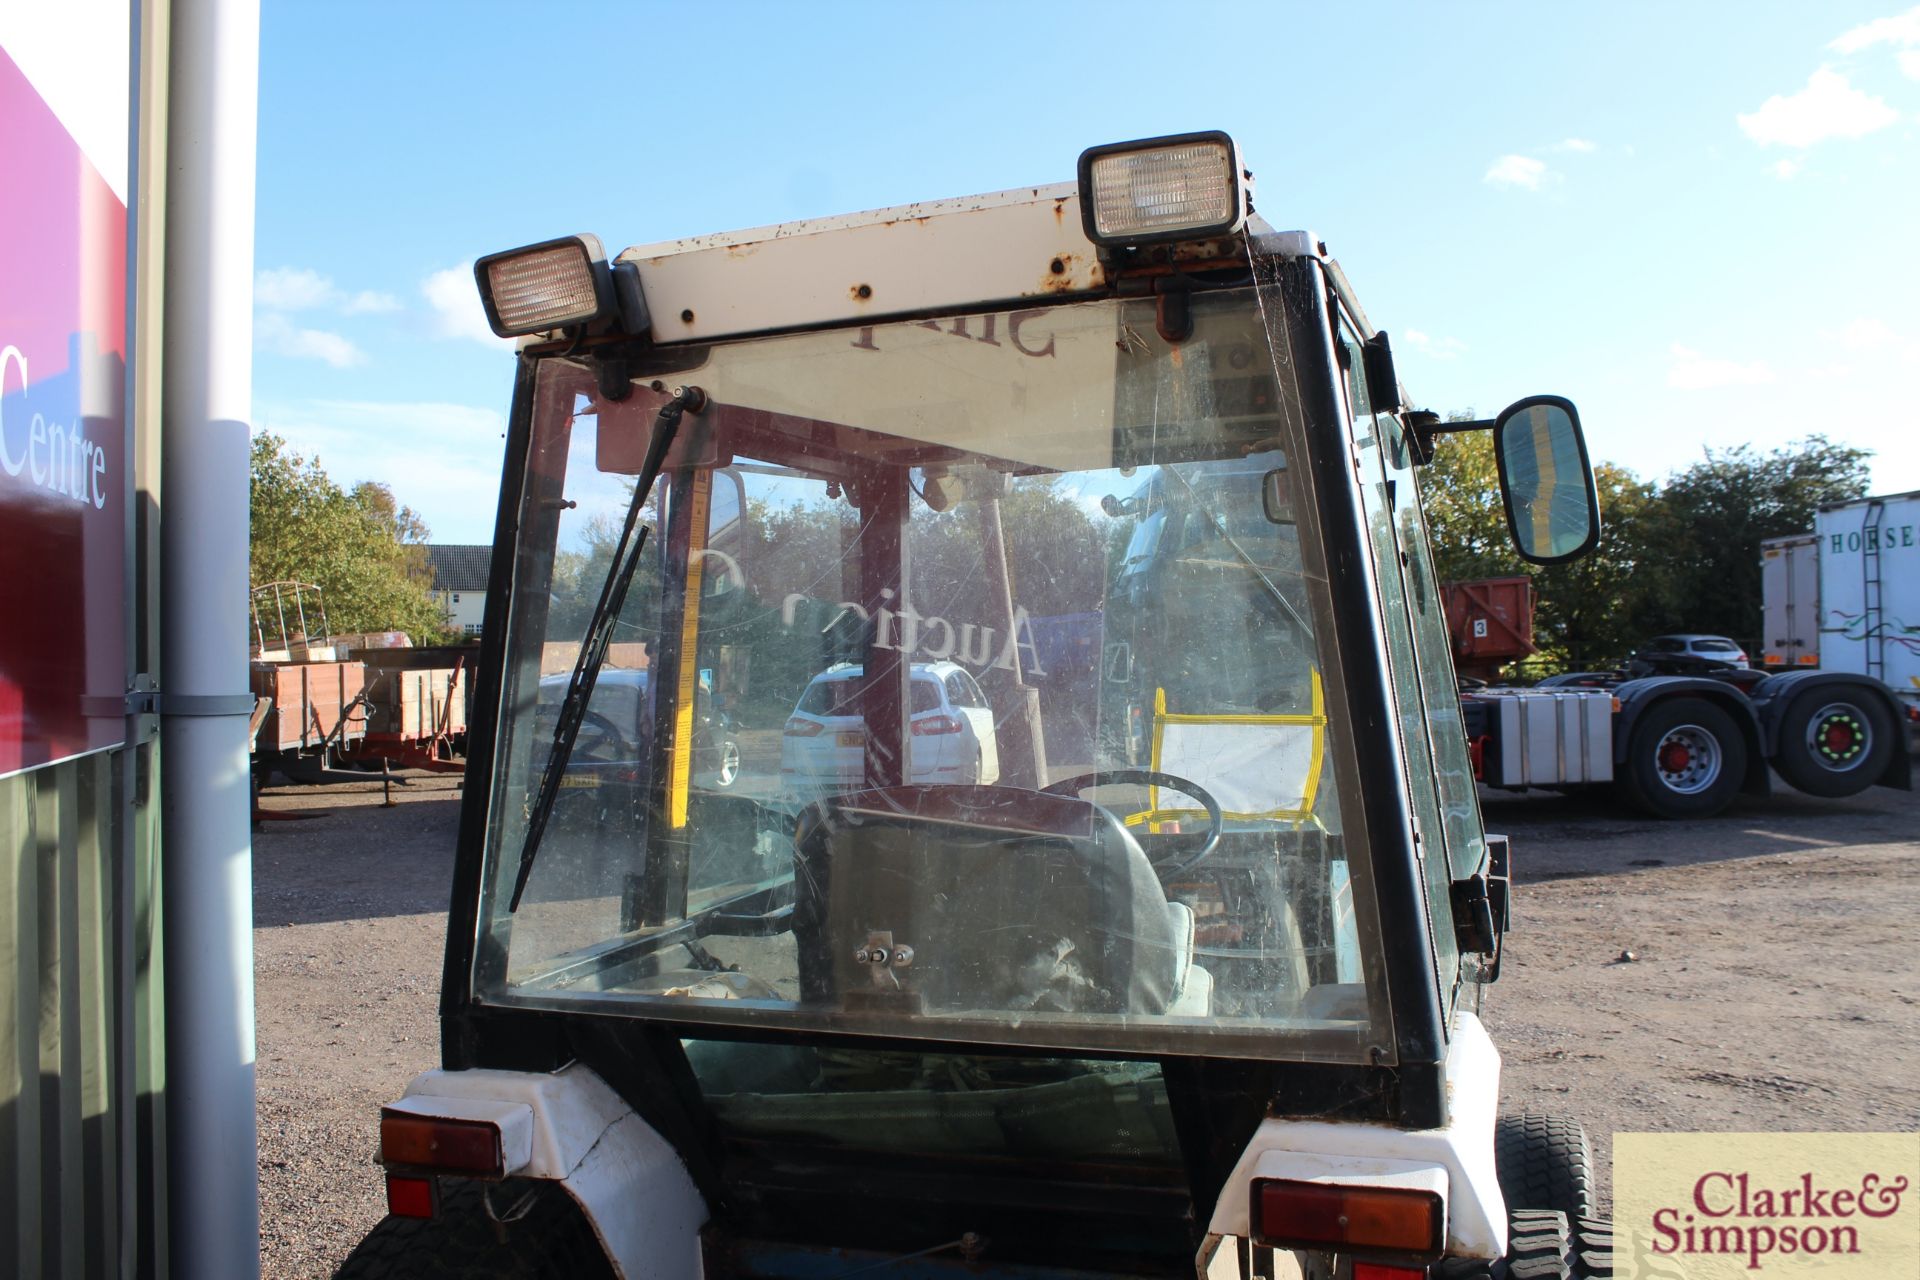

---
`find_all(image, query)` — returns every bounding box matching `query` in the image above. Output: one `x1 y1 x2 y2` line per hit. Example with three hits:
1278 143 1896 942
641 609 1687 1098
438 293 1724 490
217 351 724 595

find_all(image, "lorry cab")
347 134 1609 1280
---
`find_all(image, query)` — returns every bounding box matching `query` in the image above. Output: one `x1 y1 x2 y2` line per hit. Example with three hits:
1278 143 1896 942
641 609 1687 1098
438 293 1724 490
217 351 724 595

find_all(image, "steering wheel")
1040 769 1223 878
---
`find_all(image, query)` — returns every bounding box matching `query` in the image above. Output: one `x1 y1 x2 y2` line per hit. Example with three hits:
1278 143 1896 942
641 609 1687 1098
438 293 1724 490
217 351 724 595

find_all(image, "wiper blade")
508 385 706 912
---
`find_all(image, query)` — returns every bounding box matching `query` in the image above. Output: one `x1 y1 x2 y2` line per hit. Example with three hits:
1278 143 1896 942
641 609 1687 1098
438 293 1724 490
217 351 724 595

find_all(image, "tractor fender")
1611 677 1771 796
1744 670 1912 790
1204 1011 1507 1263
394 1064 706 1280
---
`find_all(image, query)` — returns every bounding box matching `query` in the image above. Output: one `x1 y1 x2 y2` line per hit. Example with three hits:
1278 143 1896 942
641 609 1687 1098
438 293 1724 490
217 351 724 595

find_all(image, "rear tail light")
783 718 824 737
385 1173 437 1220
380 1110 507 1178
911 715 964 736
1251 1178 1444 1264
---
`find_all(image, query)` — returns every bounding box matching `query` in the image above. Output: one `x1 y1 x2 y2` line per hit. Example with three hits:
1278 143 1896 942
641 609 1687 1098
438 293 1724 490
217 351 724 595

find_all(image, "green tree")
1530 462 1661 669
1419 424 1662 671
1639 435 1872 647
1417 410 1527 584
250 433 451 641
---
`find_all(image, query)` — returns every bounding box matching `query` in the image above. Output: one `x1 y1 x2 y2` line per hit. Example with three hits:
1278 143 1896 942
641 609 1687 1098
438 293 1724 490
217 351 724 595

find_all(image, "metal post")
972 494 1048 787
159 1 261 1277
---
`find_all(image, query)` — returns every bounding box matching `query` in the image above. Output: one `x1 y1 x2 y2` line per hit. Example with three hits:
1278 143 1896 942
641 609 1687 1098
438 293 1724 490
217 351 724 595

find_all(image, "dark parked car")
1635 633 1749 669
535 669 742 795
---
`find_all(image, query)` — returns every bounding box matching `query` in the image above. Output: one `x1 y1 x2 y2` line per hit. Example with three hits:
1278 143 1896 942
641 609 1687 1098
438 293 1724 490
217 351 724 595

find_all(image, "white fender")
1202 1011 1508 1262
397 1063 707 1280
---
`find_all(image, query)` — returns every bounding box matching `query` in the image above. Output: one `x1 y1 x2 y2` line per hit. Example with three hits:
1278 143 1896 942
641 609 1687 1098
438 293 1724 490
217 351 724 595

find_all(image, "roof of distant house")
425 543 493 593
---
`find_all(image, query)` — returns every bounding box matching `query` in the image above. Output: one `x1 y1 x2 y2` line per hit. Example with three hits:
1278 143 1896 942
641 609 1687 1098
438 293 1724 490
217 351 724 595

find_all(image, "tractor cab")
346 135 1609 1280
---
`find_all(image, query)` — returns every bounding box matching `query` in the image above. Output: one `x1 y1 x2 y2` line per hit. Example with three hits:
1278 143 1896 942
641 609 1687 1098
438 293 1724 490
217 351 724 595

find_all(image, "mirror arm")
1406 409 1496 466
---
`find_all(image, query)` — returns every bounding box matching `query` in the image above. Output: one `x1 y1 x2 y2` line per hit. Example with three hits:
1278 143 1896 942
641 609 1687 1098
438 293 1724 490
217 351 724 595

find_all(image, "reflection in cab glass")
480 289 1378 1068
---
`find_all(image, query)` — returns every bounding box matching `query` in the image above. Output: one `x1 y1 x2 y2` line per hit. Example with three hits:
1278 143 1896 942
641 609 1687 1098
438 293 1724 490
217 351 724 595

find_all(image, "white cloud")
252 399 511 543
1769 158 1804 180
344 289 402 314
1840 317 1899 348
1484 154 1549 190
255 267 338 311
1736 68 1898 147
424 264 512 347
1901 48 1920 78
1666 344 1776 390
1837 317 1920 363
1829 6 1920 54
1400 328 1468 360
256 267 401 316
255 313 365 368
1551 138 1597 153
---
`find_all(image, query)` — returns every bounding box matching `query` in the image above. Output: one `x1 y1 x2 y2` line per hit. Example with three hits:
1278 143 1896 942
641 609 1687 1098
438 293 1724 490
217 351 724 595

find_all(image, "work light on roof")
474 234 614 337
1078 131 1248 249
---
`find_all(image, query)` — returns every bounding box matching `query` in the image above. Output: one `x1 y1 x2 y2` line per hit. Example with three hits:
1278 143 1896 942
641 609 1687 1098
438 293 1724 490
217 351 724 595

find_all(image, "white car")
780 661 1000 795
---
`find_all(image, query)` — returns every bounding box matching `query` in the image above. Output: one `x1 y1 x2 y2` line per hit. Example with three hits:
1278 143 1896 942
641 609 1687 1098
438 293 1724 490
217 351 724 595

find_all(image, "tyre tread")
1496 1112 1596 1221
333 1180 614 1280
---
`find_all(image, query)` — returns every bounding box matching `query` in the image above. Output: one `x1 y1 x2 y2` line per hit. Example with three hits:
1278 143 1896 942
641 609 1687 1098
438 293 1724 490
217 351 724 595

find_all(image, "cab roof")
610 182 1306 346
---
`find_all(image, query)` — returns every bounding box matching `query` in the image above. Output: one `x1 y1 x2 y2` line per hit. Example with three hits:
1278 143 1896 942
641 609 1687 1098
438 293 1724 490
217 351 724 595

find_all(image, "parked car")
535 669 742 794
780 661 999 795
1635 633 1750 669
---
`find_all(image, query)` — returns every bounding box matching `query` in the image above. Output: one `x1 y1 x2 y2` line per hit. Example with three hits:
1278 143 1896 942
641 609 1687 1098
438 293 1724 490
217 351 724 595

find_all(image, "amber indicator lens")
1252 1178 1444 1260
379 1110 503 1176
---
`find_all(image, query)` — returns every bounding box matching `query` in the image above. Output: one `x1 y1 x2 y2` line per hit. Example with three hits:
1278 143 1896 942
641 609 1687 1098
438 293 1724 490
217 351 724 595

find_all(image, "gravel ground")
253 767 1920 1276
254 771 458 1280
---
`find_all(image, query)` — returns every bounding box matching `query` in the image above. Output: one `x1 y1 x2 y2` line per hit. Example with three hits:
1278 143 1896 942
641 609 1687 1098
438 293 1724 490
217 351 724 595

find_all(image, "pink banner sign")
0 46 129 775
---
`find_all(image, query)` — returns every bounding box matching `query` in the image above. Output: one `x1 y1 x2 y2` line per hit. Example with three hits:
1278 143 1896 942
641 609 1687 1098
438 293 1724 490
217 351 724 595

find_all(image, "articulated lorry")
1463 490 1918 820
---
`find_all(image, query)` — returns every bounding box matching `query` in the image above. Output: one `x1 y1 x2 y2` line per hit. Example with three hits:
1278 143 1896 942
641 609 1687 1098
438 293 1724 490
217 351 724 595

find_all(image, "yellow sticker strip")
668 470 711 830
1129 670 1327 826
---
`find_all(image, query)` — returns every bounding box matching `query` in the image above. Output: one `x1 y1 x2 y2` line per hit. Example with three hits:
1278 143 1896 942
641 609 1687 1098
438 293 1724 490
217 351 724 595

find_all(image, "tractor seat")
791 785 1188 1018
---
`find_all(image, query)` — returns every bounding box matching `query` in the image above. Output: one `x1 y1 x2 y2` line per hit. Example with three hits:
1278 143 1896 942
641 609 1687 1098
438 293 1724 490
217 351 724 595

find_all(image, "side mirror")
1262 466 1294 525
1493 396 1600 564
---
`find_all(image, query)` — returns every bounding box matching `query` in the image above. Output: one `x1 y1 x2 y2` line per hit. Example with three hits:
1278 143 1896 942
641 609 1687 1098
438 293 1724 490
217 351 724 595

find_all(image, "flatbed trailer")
248 585 471 782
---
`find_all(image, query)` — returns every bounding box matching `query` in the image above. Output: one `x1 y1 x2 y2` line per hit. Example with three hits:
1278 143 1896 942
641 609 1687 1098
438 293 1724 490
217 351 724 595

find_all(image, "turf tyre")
333 1179 614 1280
1495 1112 1596 1222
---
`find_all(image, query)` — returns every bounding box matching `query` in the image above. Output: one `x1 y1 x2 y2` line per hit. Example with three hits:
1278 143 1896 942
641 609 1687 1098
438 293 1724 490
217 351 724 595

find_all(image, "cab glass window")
477 290 1386 1064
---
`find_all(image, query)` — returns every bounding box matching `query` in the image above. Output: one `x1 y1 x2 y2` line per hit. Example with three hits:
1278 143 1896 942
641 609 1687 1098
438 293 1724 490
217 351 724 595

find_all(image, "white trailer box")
1814 491 1920 709
1760 534 1821 669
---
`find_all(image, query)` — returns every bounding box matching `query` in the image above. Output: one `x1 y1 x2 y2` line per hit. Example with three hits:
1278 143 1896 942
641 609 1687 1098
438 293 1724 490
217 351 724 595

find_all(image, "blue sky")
253 2 1920 545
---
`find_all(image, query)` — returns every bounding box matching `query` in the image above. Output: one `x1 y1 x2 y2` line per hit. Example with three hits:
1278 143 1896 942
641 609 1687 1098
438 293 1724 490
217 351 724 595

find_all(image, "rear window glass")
911 679 941 714
1692 639 1738 652
944 672 987 709
798 677 861 717
799 674 942 716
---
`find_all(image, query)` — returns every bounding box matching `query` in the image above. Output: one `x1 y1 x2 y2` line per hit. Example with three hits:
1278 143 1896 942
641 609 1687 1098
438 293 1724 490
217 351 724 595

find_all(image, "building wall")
1 2 174 1274
436 589 487 637
1 746 168 1277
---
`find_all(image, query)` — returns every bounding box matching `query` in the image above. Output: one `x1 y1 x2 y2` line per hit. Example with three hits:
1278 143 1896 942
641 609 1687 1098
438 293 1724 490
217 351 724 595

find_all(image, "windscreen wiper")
508 384 706 912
